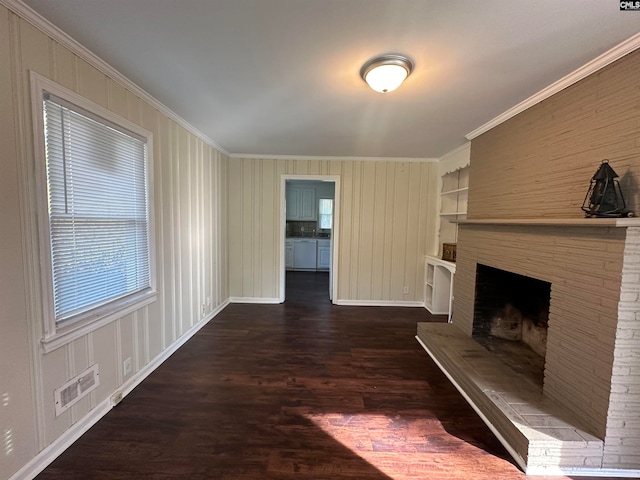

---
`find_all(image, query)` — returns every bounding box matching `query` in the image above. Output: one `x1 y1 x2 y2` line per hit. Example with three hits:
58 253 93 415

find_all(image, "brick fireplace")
416 45 640 474
418 220 640 474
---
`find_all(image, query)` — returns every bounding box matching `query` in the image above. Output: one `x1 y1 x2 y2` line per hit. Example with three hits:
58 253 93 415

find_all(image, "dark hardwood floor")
36 272 615 479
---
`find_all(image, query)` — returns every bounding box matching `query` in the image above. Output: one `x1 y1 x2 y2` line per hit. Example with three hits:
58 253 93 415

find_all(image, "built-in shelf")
440 211 467 217
441 187 469 196
439 165 470 251
424 256 456 320
455 217 640 227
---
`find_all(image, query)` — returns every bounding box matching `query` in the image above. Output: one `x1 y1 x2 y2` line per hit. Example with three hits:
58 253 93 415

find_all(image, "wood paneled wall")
0 6 228 479
228 158 438 303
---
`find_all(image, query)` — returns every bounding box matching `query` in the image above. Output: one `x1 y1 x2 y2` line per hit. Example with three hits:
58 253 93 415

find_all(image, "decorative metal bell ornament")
581 160 633 218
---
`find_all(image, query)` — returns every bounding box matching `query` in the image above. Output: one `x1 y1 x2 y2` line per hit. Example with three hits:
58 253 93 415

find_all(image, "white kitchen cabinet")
286 188 299 220
299 188 316 220
317 239 330 270
286 186 317 220
424 255 456 320
293 239 317 270
285 239 294 270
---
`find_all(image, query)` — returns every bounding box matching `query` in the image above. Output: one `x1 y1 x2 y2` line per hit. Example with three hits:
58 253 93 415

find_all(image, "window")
319 199 333 229
32 74 155 350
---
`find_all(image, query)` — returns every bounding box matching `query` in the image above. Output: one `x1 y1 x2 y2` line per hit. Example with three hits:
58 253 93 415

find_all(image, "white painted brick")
602 454 621 465
616 311 638 320
620 454 640 468
612 366 631 376
610 384 629 394
621 437 640 447
620 292 639 302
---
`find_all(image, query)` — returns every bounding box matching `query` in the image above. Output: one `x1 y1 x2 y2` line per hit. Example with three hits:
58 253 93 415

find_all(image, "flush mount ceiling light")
360 54 414 93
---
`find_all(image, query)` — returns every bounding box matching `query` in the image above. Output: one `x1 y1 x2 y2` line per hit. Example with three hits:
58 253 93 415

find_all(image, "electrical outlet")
206 296 211 307
201 304 206 316
403 286 409 294
123 357 132 376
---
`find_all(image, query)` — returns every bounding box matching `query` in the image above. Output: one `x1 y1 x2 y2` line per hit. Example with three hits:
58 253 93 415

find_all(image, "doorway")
279 175 340 303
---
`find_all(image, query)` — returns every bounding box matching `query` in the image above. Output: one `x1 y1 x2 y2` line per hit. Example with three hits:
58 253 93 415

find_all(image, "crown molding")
438 142 470 162
466 32 640 140
229 153 438 163
0 0 231 156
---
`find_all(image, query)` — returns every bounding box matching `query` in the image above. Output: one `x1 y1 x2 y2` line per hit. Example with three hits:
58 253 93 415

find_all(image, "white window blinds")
43 94 151 324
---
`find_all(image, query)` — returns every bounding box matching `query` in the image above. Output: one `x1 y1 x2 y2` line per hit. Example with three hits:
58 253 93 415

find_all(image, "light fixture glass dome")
360 55 413 93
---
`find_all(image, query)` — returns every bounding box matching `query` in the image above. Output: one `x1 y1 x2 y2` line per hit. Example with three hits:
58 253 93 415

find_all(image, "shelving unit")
439 165 469 248
424 256 456 320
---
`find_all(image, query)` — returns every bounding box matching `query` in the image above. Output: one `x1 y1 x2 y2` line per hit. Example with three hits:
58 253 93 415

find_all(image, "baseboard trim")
335 299 424 307
229 297 281 304
9 298 230 480
526 466 640 478
8 398 112 480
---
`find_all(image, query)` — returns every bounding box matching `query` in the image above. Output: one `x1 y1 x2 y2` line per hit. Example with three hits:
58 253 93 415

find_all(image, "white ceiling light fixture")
360 54 414 93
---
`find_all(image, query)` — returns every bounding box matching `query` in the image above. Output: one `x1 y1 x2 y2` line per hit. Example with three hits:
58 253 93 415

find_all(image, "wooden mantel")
455 217 640 227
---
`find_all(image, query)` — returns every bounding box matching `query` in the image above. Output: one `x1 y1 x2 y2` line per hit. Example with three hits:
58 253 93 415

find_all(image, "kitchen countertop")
286 235 331 239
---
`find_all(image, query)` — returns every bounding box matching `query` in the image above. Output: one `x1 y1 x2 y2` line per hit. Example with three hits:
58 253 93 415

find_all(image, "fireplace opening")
473 264 551 387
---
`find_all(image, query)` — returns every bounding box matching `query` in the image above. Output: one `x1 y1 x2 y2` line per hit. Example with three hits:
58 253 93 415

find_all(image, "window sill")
41 290 157 353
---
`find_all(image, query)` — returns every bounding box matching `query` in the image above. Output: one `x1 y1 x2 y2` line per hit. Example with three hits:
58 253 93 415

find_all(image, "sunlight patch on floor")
305 412 496 479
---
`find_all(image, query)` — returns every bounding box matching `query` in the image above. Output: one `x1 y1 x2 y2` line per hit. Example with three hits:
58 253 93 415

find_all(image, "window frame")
31 72 157 353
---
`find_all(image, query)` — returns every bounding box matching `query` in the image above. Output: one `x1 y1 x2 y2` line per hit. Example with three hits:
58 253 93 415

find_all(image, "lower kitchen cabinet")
317 239 330 270
293 239 317 270
286 238 331 271
285 239 293 270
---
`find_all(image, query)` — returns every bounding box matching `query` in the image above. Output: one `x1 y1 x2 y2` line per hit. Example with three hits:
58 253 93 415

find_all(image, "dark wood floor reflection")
37 272 609 479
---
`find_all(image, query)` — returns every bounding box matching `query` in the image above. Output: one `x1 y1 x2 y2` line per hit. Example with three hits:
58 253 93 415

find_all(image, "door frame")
279 174 340 303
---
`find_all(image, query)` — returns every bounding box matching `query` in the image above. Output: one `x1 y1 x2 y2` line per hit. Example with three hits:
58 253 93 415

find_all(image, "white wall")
0 4 229 479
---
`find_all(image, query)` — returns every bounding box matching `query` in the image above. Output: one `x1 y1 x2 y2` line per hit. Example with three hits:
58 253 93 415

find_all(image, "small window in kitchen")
319 199 333 229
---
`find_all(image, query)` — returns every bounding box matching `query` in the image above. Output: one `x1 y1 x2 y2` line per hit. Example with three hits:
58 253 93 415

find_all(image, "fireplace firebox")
472 264 551 386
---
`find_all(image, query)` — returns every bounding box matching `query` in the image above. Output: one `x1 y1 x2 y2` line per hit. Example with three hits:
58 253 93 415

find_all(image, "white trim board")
336 300 424 308
8 299 230 480
280 174 341 304
466 32 640 140
229 297 281 304
230 153 438 163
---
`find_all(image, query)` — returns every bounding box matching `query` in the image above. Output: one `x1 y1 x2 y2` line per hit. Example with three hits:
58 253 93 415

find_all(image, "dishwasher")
293 239 317 270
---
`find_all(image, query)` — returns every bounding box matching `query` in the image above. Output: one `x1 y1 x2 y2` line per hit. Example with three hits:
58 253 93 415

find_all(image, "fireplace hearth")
418 219 640 474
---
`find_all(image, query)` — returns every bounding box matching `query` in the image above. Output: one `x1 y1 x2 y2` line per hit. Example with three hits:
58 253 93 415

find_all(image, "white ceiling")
21 0 640 159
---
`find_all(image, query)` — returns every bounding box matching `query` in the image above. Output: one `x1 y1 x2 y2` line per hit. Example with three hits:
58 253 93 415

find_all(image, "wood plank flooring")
36 272 619 479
